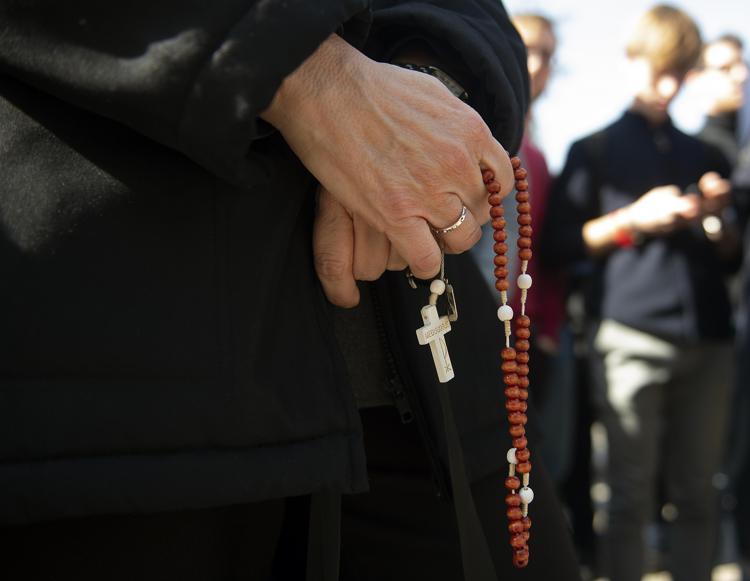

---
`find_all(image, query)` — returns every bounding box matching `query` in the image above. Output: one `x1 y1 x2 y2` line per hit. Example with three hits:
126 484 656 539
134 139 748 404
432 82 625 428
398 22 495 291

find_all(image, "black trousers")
0 408 580 580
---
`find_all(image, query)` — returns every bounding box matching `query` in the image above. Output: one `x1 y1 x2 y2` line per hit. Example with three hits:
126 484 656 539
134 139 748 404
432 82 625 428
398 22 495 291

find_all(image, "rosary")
415 157 534 569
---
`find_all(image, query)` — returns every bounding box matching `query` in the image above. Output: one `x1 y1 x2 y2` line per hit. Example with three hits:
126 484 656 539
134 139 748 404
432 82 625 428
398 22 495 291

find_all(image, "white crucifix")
416 303 455 383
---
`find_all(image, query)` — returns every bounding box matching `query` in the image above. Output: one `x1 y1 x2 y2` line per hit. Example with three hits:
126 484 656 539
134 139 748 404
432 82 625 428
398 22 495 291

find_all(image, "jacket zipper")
370 279 450 498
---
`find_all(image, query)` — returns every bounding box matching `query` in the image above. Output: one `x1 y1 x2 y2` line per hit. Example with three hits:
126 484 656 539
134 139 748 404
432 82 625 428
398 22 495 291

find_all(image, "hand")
313 186 407 307
625 185 701 235
698 171 731 215
262 35 513 291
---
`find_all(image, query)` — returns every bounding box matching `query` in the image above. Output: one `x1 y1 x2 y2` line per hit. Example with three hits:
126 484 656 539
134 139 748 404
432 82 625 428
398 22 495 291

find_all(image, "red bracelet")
612 227 635 248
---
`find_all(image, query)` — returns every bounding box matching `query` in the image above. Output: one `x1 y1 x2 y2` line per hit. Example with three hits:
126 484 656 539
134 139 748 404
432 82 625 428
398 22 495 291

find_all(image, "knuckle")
381 194 419 225
465 109 490 141
314 253 350 281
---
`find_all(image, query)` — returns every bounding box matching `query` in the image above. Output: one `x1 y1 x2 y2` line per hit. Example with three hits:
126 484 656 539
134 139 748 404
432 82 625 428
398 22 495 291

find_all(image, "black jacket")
0 0 527 523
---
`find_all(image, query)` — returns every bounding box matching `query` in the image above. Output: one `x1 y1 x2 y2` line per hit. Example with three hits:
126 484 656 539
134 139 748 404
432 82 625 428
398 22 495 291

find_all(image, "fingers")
433 195 482 255
313 188 359 307
387 248 408 271
388 216 443 280
353 215 390 281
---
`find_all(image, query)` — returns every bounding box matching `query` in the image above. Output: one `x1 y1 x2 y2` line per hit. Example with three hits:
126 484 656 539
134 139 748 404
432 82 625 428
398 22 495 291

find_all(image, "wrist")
609 207 641 248
261 35 363 132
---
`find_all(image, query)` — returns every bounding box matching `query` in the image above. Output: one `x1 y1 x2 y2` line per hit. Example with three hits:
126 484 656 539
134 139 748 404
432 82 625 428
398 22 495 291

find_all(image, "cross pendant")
415 304 454 383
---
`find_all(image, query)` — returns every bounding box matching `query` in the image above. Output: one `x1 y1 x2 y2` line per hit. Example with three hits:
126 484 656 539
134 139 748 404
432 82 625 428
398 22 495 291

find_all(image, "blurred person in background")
693 34 749 167
691 32 750 580
544 5 737 581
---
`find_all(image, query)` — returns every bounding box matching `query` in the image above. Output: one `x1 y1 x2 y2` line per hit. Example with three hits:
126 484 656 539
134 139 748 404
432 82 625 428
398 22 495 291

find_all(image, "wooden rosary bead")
518 401 528 413
501 360 517 373
515 339 530 352
513 436 528 449
515 547 530 559
492 232 507 245
522 517 532 530
508 520 525 534
516 315 531 328
495 279 510 291
503 374 519 386
509 424 525 437
522 532 531 542
516 327 531 340
515 179 529 191
518 236 532 249
516 461 532 474
516 364 529 377
515 191 530 203
516 351 529 364
516 448 531 462
519 248 533 261
482 169 495 183
486 180 502 194
504 386 521 399
508 412 527 425
518 377 530 389
511 157 522 169
505 476 521 490
490 206 504 218
494 267 509 279
514 168 527 180
517 214 532 226
519 225 533 237
510 534 526 549
513 551 529 569
517 202 532 214
488 193 503 206
501 348 517 360
507 507 523 520
506 493 522 507
494 255 508 267
505 399 523 412
493 227 507 241
493 242 508 255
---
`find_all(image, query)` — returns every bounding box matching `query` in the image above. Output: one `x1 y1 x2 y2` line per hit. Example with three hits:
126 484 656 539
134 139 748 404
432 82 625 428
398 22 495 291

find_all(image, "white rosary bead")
497 304 514 321
506 447 518 465
519 486 534 504
430 279 446 295
517 273 533 289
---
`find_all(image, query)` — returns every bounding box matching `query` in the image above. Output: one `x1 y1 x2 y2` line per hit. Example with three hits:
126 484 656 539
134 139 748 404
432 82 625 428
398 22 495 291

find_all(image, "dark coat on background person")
0 0 529 524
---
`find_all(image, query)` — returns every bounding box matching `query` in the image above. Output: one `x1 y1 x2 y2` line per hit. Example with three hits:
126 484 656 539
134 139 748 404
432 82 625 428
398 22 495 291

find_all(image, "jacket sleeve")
541 140 601 268
0 0 371 184
366 0 529 154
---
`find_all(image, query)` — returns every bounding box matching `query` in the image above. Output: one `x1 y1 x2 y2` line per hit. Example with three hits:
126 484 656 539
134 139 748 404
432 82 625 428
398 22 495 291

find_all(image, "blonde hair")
512 13 554 39
626 4 702 76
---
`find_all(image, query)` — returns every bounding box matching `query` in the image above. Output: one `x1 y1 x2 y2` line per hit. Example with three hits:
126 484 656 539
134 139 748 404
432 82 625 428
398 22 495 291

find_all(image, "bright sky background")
503 0 749 173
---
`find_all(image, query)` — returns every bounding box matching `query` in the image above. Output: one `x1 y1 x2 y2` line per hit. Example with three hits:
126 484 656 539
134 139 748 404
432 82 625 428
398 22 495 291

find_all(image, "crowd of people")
0 1 748 581
504 5 750 581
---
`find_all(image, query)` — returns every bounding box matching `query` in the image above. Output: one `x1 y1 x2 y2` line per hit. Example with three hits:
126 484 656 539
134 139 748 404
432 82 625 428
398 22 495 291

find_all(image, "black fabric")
544 110 734 341
365 0 528 153
0 0 529 525
0 408 580 581
699 112 740 168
